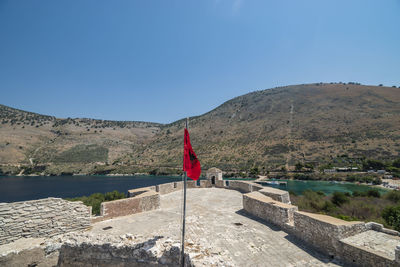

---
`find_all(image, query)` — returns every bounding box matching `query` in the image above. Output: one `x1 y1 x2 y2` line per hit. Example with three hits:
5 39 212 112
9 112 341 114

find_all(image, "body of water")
0 176 390 203
257 179 389 196
0 175 182 203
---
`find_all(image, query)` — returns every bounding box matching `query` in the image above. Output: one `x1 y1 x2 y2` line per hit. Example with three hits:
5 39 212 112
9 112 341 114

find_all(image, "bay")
0 175 182 203
257 179 389 196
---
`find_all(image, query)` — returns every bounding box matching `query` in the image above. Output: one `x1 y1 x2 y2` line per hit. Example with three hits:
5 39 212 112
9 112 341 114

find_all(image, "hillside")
1 83 399 175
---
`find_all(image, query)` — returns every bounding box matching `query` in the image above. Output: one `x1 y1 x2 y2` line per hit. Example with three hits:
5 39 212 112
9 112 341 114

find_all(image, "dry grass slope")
1 83 399 175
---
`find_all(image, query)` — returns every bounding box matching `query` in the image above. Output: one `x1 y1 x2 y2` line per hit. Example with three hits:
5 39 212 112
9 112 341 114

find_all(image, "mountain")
1 83 399 175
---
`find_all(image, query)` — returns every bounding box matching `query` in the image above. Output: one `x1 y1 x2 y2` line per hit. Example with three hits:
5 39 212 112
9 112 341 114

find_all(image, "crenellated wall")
0 198 90 245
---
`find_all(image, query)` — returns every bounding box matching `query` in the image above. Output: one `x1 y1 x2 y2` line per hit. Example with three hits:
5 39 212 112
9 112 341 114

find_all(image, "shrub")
331 192 349 206
382 205 400 231
367 189 381 198
372 177 382 185
385 190 400 203
352 191 367 197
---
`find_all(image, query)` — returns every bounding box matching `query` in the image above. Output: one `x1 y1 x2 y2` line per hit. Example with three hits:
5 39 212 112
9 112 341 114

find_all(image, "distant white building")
206 167 223 185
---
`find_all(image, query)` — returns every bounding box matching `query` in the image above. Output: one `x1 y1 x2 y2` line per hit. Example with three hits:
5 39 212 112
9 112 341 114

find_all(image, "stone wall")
0 198 90 246
227 180 252 193
128 186 156 197
215 180 226 188
258 187 291 204
241 185 400 266
57 233 192 267
156 182 176 195
186 180 197 188
200 180 212 188
339 237 397 267
292 211 366 257
100 190 160 219
243 192 298 229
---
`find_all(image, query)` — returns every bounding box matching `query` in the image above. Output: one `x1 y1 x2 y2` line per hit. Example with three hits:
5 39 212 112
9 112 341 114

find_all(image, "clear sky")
1 0 399 123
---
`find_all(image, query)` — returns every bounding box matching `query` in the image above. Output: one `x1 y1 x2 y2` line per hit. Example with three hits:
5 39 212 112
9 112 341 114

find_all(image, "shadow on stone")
283 234 344 266
235 209 282 232
235 209 344 266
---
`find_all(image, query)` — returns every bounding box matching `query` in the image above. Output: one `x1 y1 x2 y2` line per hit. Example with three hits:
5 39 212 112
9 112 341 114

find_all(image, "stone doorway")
211 176 216 185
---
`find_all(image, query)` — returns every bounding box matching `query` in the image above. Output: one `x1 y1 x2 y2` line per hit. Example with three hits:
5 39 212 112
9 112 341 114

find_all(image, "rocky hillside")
1 83 399 175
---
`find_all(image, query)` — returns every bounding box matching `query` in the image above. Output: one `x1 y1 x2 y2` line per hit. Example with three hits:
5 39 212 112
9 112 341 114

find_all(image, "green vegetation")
290 189 400 231
53 144 108 163
291 172 383 185
382 206 400 231
66 190 126 215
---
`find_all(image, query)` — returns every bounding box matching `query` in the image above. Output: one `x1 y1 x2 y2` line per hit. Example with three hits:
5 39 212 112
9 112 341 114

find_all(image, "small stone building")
206 167 223 185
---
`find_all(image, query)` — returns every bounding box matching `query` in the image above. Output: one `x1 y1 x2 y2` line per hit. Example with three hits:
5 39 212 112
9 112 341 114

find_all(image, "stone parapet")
227 180 252 193
339 230 399 267
100 190 159 219
258 187 291 204
186 180 197 188
200 180 212 188
215 180 226 188
0 198 90 246
128 186 156 197
243 191 298 229
156 182 176 195
292 211 366 257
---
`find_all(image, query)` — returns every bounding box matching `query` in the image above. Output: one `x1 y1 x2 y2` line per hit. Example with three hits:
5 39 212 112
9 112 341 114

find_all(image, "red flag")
183 128 201 180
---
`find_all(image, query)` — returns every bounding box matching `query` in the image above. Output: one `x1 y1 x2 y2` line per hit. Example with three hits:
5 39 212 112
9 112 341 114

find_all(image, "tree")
331 192 349 206
362 159 385 170
382 206 400 231
295 162 303 171
392 158 400 168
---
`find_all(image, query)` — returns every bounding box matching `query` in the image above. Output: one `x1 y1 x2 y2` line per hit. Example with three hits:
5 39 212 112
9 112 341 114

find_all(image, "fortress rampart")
1 179 400 266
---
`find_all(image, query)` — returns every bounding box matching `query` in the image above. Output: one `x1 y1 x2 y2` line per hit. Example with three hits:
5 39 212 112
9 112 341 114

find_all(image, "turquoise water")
257 180 389 196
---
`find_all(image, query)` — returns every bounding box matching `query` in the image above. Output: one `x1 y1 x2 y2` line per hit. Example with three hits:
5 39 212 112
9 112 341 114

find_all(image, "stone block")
215 180 226 188
259 187 291 204
156 182 176 195
200 180 212 188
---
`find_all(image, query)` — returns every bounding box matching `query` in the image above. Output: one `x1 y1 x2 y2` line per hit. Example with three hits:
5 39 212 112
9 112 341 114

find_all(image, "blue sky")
1 0 399 123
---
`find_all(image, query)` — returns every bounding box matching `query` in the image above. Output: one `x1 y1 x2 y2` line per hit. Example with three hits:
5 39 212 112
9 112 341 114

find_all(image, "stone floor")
90 188 341 266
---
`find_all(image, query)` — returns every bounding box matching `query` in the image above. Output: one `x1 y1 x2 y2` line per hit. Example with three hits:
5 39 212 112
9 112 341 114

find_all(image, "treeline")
290 190 400 231
292 173 382 185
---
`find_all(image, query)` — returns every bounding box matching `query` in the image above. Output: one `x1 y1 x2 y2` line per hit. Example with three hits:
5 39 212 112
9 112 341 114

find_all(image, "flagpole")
181 117 188 267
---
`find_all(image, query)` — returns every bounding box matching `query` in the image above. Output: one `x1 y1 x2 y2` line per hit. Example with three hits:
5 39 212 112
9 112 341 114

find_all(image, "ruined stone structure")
206 167 223 185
